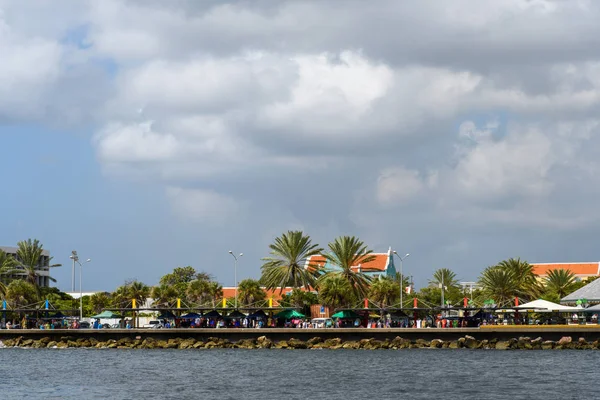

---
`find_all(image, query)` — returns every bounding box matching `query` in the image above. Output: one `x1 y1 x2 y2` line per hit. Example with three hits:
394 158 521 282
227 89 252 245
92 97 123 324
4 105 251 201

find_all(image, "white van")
311 318 333 328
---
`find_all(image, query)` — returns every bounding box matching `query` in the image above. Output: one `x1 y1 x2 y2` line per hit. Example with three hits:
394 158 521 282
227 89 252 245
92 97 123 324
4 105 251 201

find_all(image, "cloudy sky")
2 0 600 292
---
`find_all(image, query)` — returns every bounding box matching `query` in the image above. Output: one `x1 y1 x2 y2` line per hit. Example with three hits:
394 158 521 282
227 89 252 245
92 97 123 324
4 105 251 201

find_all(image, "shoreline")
0 327 599 349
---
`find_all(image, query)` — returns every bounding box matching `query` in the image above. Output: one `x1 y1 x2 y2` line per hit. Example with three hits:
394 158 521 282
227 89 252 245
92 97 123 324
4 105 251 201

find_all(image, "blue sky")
3 1 600 292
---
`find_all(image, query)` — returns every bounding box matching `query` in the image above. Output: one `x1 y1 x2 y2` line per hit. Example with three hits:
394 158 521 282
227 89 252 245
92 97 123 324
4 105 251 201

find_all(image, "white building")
0 246 53 288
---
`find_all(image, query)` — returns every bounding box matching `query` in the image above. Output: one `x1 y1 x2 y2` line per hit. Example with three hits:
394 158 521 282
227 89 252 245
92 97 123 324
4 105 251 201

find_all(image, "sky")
2 0 600 292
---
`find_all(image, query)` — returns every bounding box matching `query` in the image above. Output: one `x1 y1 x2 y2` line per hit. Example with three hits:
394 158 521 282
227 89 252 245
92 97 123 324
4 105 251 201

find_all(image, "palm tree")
322 236 374 300
89 292 112 314
237 279 266 307
0 249 17 295
128 280 150 307
151 284 179 308
260 231 323 292
497 258 541 300
478 265 516 306
14 239 61 298
185 279 211 306
369 277 399 308
544 269 577 299
318 275 355 309
207 282 223 308
429 268 459 289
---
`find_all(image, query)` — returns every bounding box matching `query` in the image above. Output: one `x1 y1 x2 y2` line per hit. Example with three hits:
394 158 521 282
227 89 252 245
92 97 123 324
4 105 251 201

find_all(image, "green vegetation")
260 230 323 292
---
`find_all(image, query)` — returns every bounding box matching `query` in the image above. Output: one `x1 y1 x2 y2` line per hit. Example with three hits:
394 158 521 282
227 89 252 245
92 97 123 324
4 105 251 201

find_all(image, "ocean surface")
0 348 595 399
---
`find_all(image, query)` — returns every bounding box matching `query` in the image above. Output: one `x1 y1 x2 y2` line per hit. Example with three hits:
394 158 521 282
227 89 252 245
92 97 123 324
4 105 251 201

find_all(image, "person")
6 321 12 329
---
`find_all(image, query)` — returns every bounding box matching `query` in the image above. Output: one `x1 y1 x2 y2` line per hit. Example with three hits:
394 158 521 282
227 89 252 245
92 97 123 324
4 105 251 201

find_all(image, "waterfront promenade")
2 325 600 342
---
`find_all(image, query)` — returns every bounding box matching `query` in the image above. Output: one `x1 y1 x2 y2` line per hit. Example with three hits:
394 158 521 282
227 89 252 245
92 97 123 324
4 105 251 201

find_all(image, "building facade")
532 262 600 282
0 246 52 288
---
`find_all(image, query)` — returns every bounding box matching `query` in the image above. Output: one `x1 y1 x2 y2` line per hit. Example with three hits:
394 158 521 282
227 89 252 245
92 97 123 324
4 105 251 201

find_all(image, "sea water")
0 348 594 399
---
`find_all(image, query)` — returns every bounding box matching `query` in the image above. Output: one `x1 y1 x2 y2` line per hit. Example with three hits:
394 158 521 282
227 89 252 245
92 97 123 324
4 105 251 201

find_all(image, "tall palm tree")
260 231 323 292
497 258 541 300
429 268 459 289
478 265 516 306
317 275 355 310
237 279 266 307
369 277 399 308
15 239 61 298
544 269 577 299
322 236 374 300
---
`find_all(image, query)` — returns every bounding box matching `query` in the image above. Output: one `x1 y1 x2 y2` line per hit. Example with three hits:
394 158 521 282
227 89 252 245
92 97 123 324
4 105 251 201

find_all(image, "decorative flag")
132 299 136 308
177 298 181 309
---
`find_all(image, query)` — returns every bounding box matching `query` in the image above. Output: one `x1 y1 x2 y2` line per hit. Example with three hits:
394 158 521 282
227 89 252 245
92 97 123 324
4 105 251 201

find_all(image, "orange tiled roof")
306 253 390 272
532 262 600 277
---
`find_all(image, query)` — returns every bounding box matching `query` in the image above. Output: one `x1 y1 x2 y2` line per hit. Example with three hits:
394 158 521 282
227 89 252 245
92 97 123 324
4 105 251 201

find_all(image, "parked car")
311 318 333 328
142 320 164 329
79 321 91 329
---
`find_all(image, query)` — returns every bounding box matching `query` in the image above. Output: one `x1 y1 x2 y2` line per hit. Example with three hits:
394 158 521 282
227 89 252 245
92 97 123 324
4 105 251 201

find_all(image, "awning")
91 310 122 319
274 309 305 319
331 310 360 319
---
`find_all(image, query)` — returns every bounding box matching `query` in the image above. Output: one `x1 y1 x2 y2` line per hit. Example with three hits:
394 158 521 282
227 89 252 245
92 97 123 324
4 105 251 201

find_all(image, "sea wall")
1 326 600 349
0 333 598 350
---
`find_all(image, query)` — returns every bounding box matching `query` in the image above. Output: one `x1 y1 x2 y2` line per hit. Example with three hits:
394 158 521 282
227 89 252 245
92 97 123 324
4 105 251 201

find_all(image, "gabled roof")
532 262 600 277
561 278 600 303
305 248 392 273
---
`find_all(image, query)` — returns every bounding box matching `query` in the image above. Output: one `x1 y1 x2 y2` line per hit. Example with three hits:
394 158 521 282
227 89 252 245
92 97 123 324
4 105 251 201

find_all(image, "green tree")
498 258 541 300
89 292 112 314
278 288 319 316
544 269 577 299
322 236 374 300
368 277 399 308
159 266 208 295
151 284 179 308
5 280 38 308
260 231 323 292
429 268 459 289
15 239 61 298
478 265 515 306
206 281 223 308
0 249 18 295
185 279 211 306
317 275 355 309
237 279 266 307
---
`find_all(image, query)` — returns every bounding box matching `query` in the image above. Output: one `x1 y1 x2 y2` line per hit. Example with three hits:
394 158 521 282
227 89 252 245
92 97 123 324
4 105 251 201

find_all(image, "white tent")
514 299 583 313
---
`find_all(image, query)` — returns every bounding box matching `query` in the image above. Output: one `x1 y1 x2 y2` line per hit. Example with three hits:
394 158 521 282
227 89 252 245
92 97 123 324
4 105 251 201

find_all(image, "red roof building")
531 262 600 280
304 247 397 278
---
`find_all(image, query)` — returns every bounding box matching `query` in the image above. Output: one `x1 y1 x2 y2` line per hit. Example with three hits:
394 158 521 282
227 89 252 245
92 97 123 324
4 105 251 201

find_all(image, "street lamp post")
393 252 410 309
76 258 91 320
69 251 78 292
228 251 243 309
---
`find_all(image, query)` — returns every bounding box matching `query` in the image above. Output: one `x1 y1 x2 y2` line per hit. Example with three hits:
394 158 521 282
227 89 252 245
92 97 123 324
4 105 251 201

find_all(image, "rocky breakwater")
0 335 599 350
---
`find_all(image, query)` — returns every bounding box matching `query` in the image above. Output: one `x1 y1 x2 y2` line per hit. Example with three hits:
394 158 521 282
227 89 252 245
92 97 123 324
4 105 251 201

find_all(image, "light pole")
393 252 410 309
228 251 243 309
78 258 91 320
69 251 78 292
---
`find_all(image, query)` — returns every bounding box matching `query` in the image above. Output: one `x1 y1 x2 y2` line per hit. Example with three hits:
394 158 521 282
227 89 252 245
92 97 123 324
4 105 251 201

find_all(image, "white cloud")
165 187 241 224
376 167 424 206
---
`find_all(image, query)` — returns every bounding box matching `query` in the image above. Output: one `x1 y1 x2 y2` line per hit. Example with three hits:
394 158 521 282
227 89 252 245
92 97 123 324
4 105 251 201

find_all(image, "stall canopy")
225 310 246 319
157 310 177 320
583 304 600 312
179 312 202 320
274 309 305 319
247 310 268 319
514 299 583 312
203 310 222 319
331 310 360 319
91 310 122 319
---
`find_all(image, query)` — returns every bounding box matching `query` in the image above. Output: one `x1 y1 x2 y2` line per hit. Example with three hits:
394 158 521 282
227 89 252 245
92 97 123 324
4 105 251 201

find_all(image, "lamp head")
86 259 91 262
228 250 233 254
239 253 243 257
